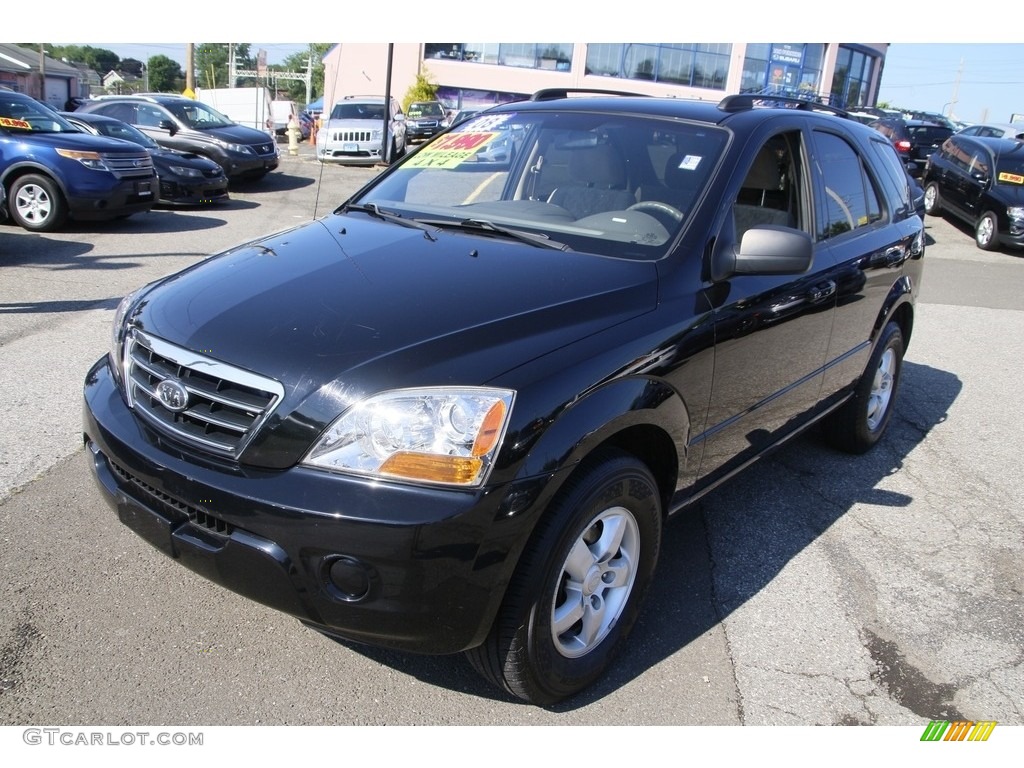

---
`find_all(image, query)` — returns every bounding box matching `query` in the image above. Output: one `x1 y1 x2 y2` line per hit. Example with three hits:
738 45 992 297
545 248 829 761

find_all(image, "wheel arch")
1 162 69 200
512 375 685 517
874 276 915 352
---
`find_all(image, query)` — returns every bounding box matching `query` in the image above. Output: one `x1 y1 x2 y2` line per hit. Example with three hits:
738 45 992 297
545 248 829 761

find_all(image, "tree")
26 44 119 75
121 58 144 78
148 55 183 93
276 44 332 104
402 70 439 112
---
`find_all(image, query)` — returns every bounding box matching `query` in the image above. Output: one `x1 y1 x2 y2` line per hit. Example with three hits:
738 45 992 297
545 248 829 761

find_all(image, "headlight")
214 139 254 155
167 164 204 178
56 148 110 171
109 285 149 383
303 387 515 487
1007 206 1024 221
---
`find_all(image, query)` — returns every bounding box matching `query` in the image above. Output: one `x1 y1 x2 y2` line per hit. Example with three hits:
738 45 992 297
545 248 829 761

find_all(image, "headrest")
743 146 785 191
569 143 626 189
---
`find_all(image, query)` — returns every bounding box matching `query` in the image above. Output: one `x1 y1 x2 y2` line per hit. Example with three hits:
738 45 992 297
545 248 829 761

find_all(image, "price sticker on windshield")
405 132 501 169
998 171 1024 184
0 117 31 129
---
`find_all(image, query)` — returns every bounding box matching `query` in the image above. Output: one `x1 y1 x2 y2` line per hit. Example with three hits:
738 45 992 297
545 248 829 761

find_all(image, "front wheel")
922 182 941 215
9 174 67 232
975 211 999 251
825 321 904 454
466 448 662 705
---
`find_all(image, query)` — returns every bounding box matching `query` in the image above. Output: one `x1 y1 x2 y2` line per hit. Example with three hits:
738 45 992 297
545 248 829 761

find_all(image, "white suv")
316 95 406 165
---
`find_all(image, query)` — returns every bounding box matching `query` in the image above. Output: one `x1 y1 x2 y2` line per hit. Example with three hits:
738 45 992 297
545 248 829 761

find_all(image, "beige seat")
547 143 636 219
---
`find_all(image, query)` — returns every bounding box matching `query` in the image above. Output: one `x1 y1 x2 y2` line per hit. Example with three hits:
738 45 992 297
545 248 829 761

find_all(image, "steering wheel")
627 201 684 223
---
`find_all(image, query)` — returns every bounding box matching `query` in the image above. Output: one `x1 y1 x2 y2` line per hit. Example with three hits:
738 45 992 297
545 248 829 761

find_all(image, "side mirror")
158 119 177 136
711 225 813 281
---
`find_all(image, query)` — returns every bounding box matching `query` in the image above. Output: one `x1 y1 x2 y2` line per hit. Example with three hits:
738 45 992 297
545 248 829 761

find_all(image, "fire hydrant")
287 115 301 156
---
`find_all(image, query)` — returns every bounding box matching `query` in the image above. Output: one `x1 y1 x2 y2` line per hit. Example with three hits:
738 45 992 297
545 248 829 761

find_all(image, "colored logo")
921 720 997 742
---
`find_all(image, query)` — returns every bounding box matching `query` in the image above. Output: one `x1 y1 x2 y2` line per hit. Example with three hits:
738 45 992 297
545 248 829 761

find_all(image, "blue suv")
1 90 156 232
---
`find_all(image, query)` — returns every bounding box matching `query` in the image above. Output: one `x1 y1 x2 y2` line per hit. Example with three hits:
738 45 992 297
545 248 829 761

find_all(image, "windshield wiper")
339 202 438 240
420 218 571 251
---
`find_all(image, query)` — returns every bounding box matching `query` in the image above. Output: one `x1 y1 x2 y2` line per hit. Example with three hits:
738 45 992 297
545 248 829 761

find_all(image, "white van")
271 100 300 137
195 87 274 137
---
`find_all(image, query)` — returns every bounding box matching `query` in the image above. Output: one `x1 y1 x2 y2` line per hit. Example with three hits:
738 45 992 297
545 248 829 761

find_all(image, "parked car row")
1 90 284 232
75 94 279 182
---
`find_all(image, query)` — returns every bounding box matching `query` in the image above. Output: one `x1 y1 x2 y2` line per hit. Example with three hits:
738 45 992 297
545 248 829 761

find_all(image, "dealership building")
321 43 889 113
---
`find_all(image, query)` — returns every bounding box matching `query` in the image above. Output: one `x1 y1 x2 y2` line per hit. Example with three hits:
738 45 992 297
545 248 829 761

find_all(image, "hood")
194 123 274 146
129 213 658 464
5 130 149 155
152 147 222 171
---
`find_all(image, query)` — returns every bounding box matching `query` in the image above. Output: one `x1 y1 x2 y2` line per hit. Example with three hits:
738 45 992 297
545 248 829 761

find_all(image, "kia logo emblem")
156 379 190 412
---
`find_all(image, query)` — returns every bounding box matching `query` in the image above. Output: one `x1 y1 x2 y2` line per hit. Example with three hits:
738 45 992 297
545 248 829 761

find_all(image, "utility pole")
38 44 46 103
949 57 963 121
185 43 195 95
228 43 235 88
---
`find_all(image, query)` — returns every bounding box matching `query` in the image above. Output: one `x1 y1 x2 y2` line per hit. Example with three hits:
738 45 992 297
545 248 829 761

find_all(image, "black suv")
83 91 924 705
922 133 1024 250
868 117 953 178
76 94 279 182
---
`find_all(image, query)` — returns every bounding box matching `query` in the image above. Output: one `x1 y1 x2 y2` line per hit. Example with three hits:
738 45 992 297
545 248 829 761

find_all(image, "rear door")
813 128 923 398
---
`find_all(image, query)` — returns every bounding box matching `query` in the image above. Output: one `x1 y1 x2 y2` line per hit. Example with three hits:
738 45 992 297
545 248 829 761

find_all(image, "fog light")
327 556 371 601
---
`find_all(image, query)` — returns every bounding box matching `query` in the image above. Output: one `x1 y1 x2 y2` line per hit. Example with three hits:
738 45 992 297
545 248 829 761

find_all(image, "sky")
10 3 1024 124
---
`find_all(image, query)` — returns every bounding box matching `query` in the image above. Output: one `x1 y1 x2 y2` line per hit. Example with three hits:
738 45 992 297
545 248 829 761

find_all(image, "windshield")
87 119 159 149
330 102 387 121
0 95 79 134
353 109 728 259
163 101 234 129
409 102 445 118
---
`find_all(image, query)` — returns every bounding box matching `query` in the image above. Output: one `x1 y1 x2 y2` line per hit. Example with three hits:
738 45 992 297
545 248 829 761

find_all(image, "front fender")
516 375 688 492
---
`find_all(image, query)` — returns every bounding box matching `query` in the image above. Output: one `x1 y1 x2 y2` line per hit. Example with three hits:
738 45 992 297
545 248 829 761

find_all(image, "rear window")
908 125 953 144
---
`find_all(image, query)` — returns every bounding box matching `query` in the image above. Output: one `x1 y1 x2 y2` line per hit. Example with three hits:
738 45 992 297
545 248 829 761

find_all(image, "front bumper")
82 356 534 654
223 152 279 178
317 142 386 165
158 176 229 206
66 176 156 221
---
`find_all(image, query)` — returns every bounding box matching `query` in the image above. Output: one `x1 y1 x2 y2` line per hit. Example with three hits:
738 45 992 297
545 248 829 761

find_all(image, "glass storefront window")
583 43 731 90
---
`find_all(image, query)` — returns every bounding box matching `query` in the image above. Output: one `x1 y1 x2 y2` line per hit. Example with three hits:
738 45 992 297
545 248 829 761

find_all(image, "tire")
922 182 941 216
975 211 999 251
825 321 904 454
466 448 662 705
8 174 67 232
387 138 404 165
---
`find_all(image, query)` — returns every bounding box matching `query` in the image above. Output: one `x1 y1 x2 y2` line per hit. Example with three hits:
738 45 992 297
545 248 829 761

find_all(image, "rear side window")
868 138 912 211
813 131 884 239
96 102 136 124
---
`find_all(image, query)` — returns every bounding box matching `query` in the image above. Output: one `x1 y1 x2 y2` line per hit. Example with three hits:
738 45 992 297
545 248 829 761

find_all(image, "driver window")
136 105 165 128
733 132 803 241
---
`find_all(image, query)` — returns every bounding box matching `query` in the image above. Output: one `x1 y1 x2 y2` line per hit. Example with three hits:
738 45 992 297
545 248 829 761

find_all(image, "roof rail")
718 93 850 119
530 88 649 101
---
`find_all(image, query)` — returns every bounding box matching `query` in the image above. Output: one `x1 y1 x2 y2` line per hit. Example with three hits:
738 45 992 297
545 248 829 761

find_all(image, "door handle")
807 280 836 303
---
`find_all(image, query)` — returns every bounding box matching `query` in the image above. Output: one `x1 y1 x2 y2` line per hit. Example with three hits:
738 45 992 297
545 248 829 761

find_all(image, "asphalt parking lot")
1 150 1022 732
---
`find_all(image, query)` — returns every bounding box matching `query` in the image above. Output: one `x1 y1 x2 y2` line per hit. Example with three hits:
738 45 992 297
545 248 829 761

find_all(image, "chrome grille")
103 152 155 179
125 330 284 459
331 130 372 143
253 141 277 156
